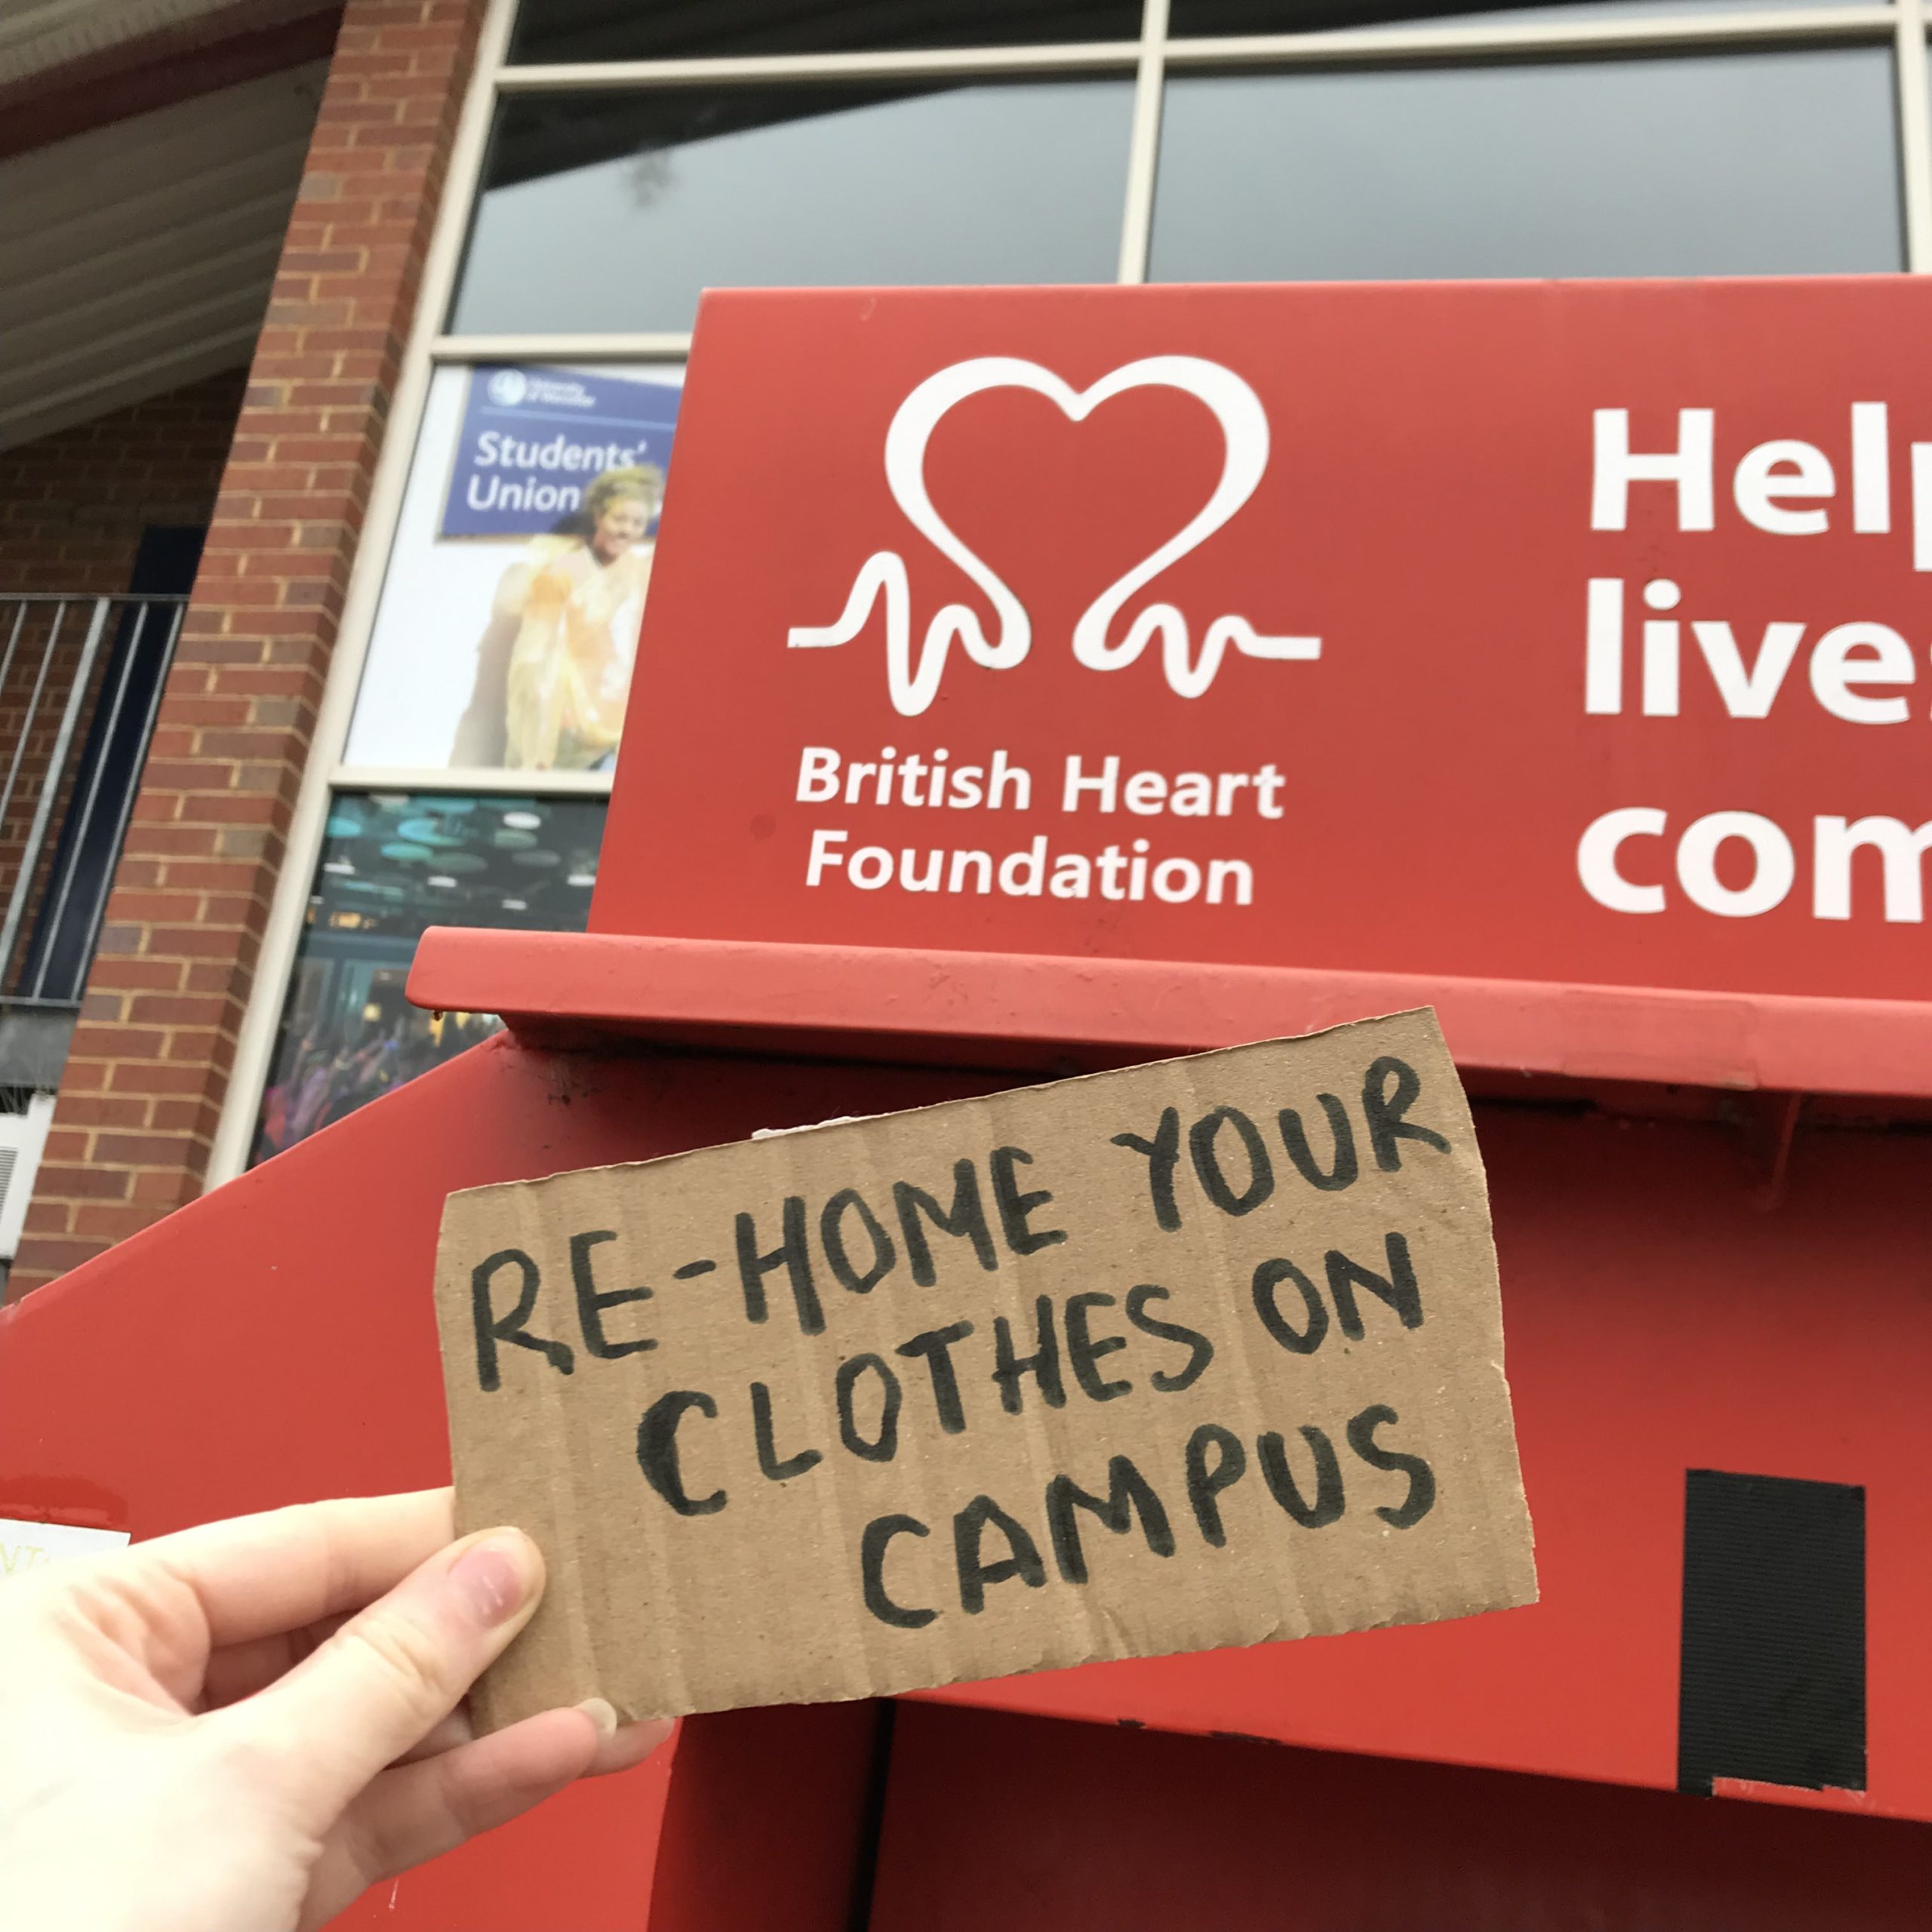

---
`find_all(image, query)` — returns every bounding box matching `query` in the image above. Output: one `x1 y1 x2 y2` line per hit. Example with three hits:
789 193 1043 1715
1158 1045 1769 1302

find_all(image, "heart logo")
789 355 1321 717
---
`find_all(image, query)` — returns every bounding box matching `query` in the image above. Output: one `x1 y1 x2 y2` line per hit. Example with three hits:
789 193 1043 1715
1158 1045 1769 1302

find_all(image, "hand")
0 1490 669 1932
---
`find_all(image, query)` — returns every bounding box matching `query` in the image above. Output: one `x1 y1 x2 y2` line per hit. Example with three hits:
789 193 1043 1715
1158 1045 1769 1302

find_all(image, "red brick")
131 1171 197 1206
128 995 228 1026
192 795 280 825
144 925 256 958
42 1164 134 1201
222 668 316 697
53 1094 148 1127
79 961 184 996
94 891 198 925
202 522 300 551
196 894 265 928
128 822 216 857
107 1062 215 1095
150 1097 223 1137
19 1211 83 1246
69 1023 165 1060
155 860 259 892
23 1182 81 1229
72 1204 170 1241
137 761 217 793
198 729 309 761
165 1028 231 1063
89 1131 183 1165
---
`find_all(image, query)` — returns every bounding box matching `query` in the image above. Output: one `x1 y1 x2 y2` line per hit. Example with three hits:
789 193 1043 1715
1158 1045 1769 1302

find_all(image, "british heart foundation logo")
787 355 1324 717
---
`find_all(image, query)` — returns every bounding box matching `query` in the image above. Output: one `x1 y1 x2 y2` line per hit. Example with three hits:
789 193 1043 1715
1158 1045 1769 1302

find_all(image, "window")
508 0 1144 64
453 79 1138 335
1150 49 1904 285
251 792 604 1164
1168 0 1871 31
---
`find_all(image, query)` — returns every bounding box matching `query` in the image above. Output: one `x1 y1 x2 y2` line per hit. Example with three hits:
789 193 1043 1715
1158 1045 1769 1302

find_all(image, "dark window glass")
1149 48 1903 285
251 792 605 1166
510 0 1144 64
452 81 1137 335
1169 0 1860 31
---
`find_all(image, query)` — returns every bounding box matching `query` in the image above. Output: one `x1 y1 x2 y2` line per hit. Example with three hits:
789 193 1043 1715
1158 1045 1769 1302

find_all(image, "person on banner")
450 463 663 771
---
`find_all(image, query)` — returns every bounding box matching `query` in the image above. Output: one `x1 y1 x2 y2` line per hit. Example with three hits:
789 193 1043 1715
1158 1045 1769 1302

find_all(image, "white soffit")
0 62 326 448
0 0 245 85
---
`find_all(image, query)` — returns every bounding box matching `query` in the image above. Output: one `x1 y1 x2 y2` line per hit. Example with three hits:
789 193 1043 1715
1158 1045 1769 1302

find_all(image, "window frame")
203 0 1932 1186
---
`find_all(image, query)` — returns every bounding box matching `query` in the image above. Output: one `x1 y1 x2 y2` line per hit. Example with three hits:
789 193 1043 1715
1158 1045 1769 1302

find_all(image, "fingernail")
608 1715 676 1768
577 1697 619 1739
449 1532 534 1627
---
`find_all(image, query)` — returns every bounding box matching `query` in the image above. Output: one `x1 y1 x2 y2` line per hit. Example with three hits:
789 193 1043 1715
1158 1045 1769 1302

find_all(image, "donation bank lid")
434 1010 1535 1729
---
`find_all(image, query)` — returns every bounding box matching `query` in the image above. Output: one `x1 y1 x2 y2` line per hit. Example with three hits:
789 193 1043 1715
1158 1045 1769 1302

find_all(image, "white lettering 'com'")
787 356 1321 716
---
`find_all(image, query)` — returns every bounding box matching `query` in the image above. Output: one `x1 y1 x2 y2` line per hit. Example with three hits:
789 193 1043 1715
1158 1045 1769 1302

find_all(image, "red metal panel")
2 1029 1924 1915
641 1702 885 1932
918 1102 1932 1815
411 925 1932 1097
869 1704 1932 1931
6 1037 1927 1819
586 277 1932 1100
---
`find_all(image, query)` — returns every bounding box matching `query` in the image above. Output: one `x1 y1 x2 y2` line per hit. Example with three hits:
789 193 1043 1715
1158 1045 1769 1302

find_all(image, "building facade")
3 0 1930 1297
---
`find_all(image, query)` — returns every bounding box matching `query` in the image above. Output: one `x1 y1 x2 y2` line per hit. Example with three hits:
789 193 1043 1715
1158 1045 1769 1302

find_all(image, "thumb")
219 1527 546 1826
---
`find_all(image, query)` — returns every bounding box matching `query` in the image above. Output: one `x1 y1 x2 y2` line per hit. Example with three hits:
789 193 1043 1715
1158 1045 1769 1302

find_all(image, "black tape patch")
1678 1469 1866 1796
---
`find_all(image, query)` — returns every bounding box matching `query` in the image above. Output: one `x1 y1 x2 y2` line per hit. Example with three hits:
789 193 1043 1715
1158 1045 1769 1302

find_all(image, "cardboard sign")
435 1010 1534 1730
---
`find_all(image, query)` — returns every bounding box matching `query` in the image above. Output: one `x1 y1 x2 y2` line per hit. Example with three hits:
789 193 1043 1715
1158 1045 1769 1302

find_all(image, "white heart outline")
789 354 1320 717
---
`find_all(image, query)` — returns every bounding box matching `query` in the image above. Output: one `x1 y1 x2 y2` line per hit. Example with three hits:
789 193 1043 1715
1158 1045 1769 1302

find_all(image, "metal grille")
0 593 186 1010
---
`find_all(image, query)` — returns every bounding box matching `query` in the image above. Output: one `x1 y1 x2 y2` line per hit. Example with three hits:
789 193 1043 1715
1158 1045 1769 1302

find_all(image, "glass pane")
346 361 683 774
251 792 606 1166
1149 49 1903 283
1171 0 1868 29
451 80 1137 336
510 0 1143 64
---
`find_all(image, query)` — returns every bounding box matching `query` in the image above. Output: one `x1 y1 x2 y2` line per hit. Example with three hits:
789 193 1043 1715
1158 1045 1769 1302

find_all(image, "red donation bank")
7 276 1932 1926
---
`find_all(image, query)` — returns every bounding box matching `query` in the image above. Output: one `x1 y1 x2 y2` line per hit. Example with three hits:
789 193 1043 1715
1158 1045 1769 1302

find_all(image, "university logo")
788 356 1321 717
485 367 530 408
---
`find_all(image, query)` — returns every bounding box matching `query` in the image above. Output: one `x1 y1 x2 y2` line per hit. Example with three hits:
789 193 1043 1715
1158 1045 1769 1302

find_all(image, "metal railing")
0 592 187 1010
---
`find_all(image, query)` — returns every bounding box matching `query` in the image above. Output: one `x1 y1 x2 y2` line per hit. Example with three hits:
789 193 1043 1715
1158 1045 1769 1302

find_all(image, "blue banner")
439 365 682 540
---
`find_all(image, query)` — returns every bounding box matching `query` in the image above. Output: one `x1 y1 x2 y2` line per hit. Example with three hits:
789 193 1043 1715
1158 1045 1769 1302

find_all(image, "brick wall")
0 374 248 995
11 0 487 1294
0 373 248 595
